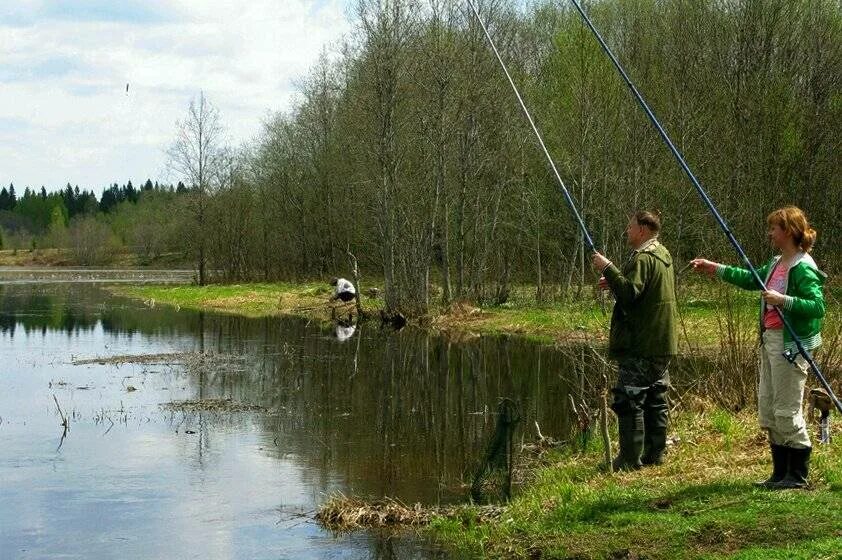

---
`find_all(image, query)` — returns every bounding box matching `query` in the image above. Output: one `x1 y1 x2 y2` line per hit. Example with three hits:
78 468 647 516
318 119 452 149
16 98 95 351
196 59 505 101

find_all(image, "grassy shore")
112 282 382 321
427 408 842 559
110 281 839 349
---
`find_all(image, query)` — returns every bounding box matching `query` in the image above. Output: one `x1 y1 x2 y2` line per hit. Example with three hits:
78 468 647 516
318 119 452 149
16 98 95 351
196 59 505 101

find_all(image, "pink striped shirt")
763 262 788 329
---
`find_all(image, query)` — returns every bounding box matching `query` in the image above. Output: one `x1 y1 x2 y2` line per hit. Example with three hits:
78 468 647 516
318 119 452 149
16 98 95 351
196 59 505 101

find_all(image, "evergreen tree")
0 187 10 211
125 180 137 203
99 184 120 213
62 183 75 215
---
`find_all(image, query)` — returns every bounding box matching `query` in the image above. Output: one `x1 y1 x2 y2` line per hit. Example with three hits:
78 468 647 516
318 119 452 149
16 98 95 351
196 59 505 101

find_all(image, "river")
0 275 601 559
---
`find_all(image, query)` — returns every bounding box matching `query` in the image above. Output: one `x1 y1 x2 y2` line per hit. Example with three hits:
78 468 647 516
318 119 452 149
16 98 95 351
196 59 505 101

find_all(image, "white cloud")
0 0 351 192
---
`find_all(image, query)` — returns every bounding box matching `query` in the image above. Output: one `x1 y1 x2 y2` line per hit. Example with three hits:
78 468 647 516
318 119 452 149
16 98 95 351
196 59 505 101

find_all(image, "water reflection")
172 317 581 504
0 284 589 501
0 282 591 559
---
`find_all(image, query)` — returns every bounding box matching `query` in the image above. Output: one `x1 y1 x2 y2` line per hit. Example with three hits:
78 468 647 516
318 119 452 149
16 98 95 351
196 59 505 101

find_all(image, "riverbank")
426 407 842 559
110 281 840 349
112 282 380 321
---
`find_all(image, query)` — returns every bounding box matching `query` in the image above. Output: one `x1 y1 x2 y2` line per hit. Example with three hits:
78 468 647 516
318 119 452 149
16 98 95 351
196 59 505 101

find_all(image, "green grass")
426 411 842 559
112 281 382 319
112 280 839 349
434 282 765 348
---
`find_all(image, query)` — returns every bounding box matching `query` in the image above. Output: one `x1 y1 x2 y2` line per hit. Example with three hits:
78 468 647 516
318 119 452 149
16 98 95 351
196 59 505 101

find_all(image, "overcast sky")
0 0 351 194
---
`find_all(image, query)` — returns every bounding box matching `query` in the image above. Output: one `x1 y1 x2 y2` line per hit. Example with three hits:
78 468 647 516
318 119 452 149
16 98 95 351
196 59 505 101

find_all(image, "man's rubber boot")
641 399 669 466
774 446 811 489
754 444 788 488
640 382 670 466
612 413 644 471
641 428 667 466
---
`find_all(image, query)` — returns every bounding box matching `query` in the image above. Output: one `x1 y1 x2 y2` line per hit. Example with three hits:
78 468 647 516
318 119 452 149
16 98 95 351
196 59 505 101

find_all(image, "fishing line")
465 0 596 253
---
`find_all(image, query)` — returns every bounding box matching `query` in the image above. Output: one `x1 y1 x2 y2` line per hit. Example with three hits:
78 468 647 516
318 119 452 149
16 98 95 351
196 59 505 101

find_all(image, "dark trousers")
612 357 671 464
336 291 356 303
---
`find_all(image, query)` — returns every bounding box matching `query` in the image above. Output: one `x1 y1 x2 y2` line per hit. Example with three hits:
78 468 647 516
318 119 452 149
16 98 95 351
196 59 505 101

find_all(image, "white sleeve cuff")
782 295 795 311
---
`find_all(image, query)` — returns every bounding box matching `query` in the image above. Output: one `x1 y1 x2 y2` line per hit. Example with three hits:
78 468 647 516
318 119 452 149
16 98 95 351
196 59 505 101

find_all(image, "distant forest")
0 180 190 266
4 0 839 316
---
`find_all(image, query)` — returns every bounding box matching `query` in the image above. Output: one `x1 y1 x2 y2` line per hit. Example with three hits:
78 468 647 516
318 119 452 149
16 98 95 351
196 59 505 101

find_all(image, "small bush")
68 217 121 265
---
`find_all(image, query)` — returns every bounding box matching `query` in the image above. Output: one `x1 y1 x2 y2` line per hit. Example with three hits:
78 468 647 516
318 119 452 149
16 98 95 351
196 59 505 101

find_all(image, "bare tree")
167 92 225 285
159 0 841 303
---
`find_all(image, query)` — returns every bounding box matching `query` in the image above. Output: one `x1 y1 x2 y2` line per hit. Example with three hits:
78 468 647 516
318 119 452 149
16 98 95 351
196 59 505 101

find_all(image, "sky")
0 0 352 194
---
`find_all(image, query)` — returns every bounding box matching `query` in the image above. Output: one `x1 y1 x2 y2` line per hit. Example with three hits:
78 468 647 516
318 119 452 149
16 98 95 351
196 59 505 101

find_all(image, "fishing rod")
568 0 842 414
465 0 596 252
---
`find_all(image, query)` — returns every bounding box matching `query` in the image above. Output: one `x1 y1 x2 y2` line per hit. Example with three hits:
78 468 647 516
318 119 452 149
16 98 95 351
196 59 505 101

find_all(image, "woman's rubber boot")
754 444 788 488
612 413 644 472
774 446 811 489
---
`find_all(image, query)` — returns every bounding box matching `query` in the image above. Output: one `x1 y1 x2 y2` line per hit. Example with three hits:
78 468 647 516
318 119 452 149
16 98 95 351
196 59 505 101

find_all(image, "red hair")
766 206 817 252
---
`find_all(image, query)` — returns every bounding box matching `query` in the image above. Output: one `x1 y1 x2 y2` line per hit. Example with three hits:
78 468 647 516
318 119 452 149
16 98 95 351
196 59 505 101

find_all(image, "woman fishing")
691 206 826 489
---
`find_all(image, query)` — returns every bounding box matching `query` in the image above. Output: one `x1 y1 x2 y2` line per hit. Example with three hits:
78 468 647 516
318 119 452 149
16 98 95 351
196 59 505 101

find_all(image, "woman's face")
768 223 794 251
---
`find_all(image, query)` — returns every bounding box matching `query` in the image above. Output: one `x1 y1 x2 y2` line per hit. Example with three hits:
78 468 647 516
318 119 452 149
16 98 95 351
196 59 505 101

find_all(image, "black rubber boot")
754 444 788 488
641 428 667 466
640 381 670 466
774 446 811 489
613 413 644 471
641 403 669 466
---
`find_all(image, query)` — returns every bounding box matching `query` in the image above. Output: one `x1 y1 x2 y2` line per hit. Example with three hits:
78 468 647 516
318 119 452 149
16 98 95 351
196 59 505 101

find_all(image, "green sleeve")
603 257 648 308
717 261 771 291
783 268 826 319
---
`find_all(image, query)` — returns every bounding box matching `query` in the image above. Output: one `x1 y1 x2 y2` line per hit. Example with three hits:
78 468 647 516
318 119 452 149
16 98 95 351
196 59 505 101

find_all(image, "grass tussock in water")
317 496 436 530
427 407 842 559
316 494 504 532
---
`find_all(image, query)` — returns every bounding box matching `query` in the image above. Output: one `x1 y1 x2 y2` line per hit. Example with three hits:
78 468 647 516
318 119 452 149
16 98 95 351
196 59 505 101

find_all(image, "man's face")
625 218 645 248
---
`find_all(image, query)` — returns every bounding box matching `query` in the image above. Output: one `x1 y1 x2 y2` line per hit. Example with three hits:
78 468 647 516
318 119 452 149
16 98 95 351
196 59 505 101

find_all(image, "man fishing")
330 277 356 304
592 211 678 470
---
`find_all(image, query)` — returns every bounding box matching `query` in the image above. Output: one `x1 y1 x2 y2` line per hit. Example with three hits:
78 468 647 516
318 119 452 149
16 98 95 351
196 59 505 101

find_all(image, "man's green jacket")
603 239 679 359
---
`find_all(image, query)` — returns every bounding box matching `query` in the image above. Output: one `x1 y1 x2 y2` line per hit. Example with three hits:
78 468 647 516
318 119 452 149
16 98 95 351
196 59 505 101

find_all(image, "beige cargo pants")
758 329 811 449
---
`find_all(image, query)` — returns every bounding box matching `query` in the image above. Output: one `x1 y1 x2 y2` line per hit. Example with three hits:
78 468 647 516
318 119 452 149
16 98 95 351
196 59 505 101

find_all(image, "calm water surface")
0 277 587 559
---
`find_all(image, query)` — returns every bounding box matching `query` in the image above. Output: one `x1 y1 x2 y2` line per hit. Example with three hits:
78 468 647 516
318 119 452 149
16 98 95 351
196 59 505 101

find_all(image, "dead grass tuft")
315 494 503 531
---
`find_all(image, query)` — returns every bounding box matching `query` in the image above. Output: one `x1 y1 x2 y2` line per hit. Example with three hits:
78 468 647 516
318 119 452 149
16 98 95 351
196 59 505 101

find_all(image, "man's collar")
633 237 659 253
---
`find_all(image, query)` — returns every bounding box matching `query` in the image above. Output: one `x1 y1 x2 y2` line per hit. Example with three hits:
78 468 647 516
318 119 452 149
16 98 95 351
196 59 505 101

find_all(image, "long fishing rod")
465 0 595 252
568 0 842 414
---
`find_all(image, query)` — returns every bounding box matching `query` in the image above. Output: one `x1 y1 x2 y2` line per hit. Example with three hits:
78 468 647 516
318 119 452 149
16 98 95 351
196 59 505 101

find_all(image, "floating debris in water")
72 353 192 366
161 398 265 413
183 352 253 376
72 351 255 378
